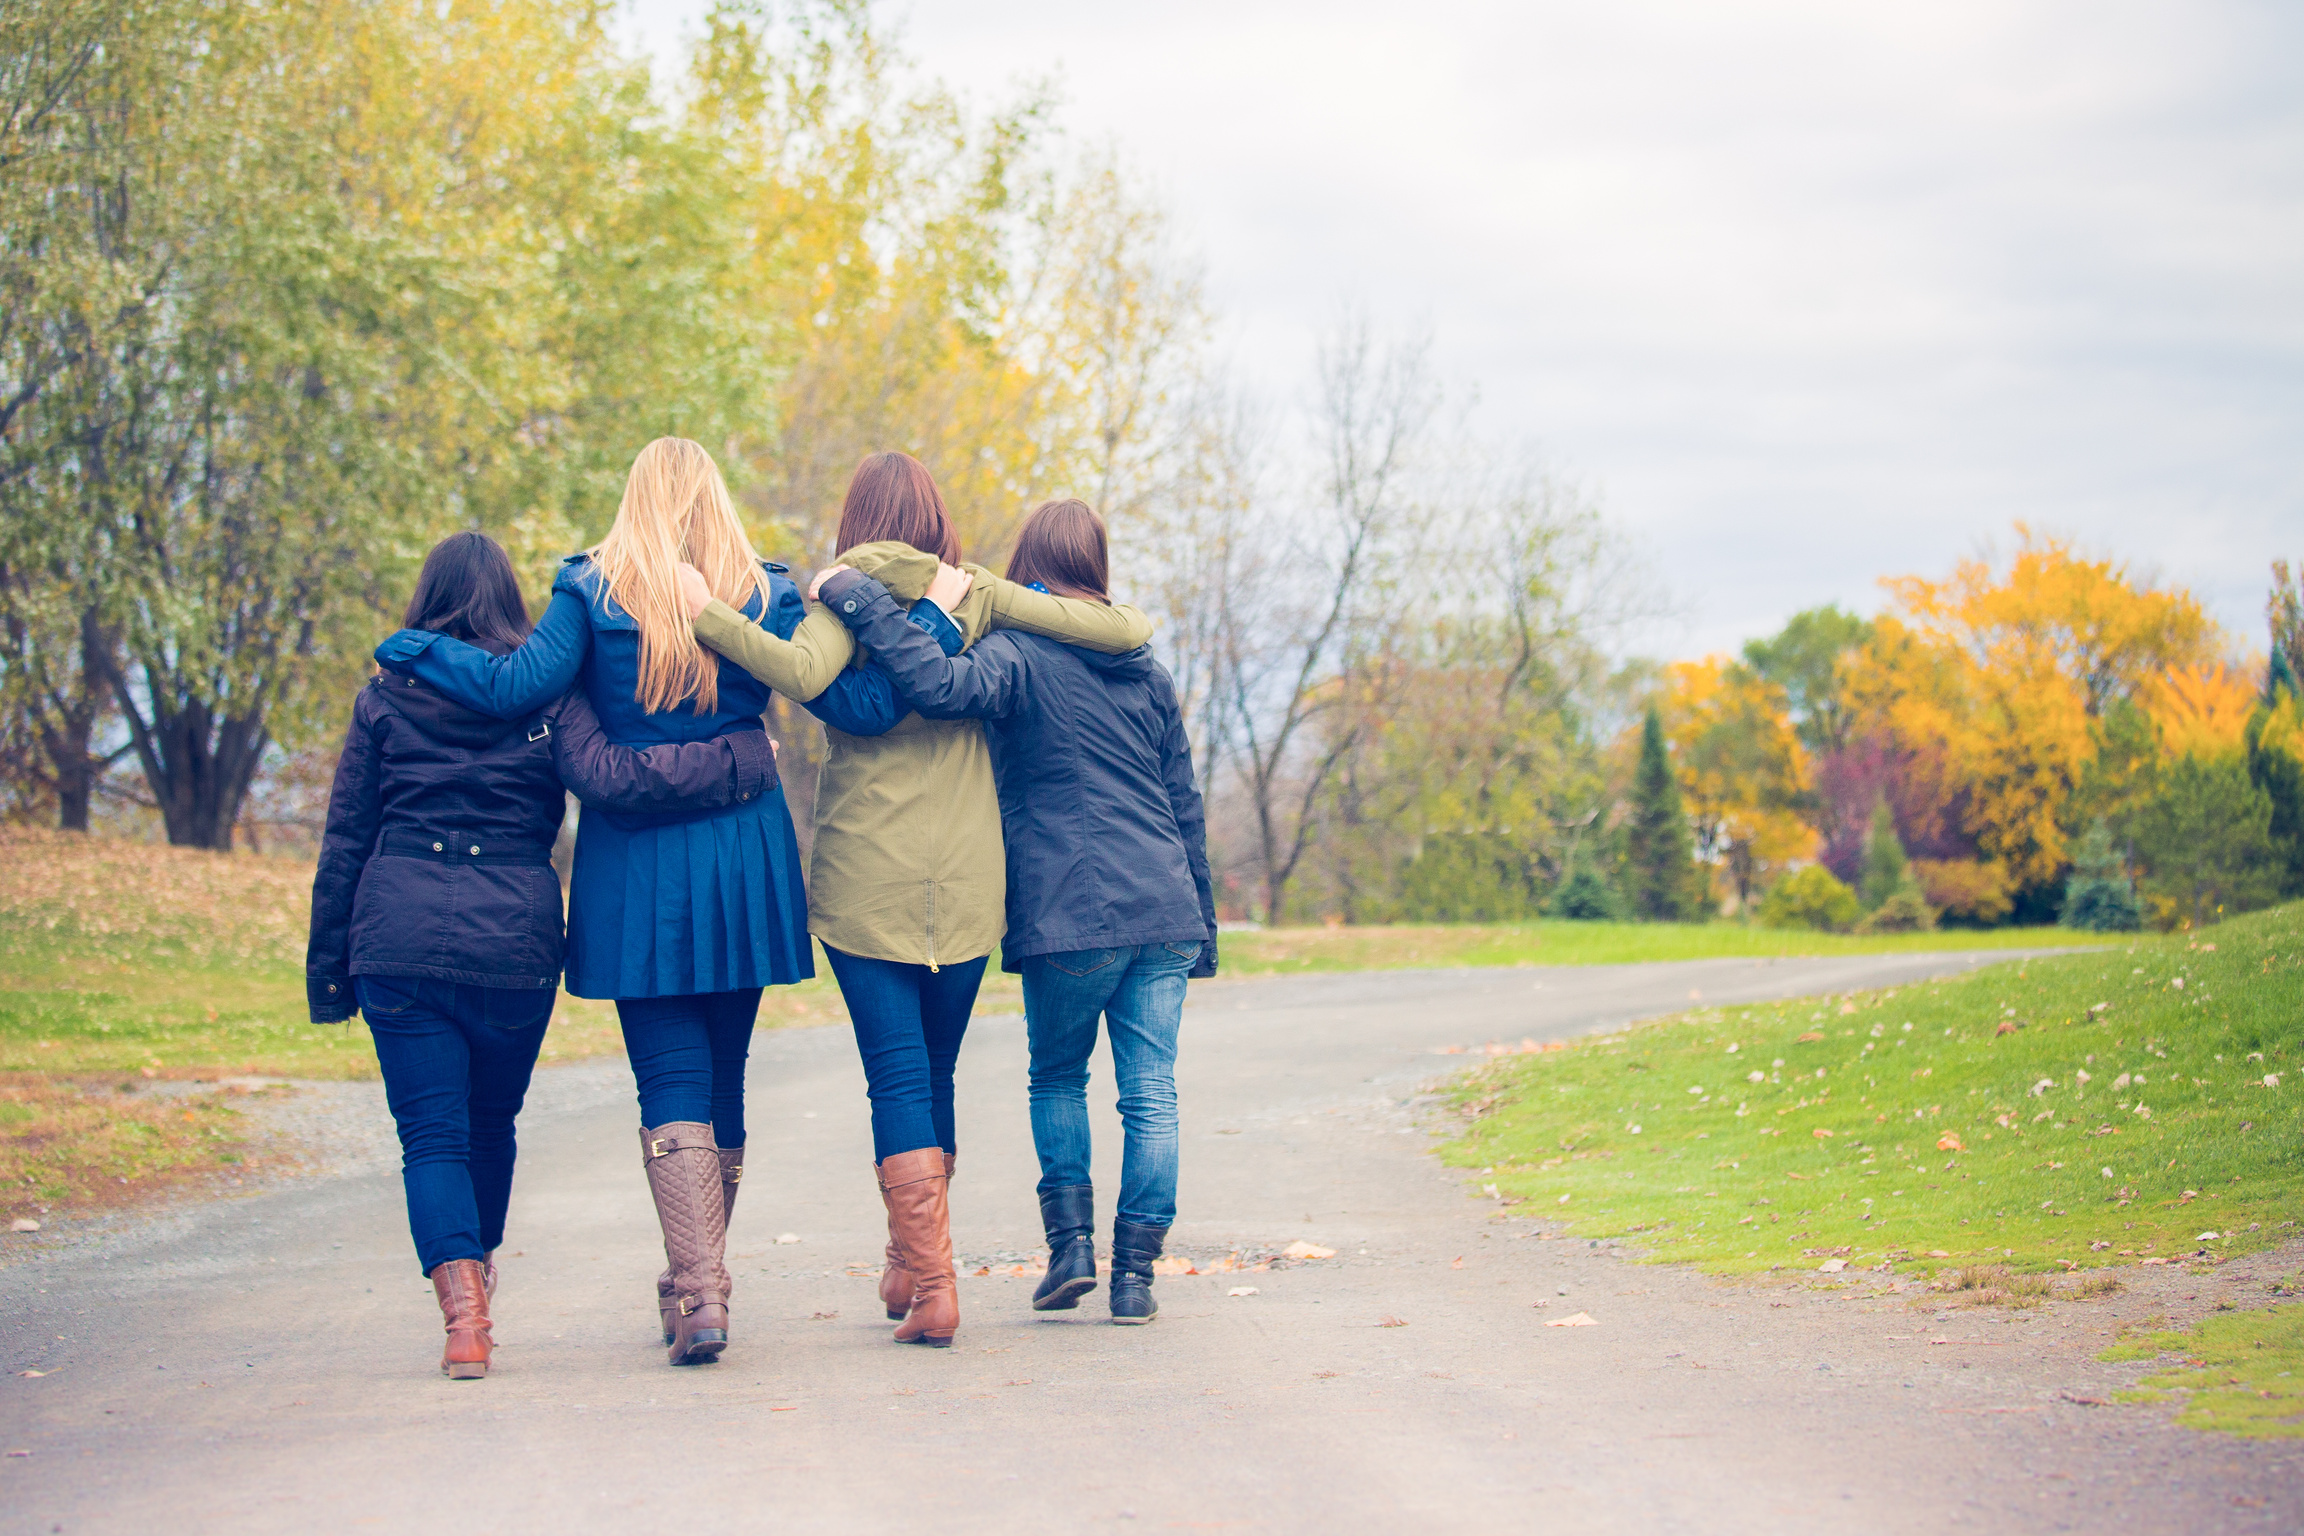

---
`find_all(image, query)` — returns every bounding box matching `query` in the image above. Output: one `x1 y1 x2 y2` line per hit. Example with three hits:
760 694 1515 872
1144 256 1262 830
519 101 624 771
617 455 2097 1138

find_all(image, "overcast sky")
619 0 2301 660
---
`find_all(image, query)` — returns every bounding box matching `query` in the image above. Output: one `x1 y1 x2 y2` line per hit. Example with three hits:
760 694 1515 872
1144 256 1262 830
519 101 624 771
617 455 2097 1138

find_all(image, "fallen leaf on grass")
1797 1032 1825 1043
1282 1241 1336 1260
1226 1286 1259 1298
10 1219 39 1233
1937 1134 1964 1152
1544 1312 1599 1328
1818 1259 1849 1273
1812 1128 1834 1139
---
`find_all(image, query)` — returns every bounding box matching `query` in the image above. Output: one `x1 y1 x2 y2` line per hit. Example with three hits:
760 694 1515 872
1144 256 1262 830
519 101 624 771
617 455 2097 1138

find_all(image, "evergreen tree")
2060 819 2142 932
1857 797 1911 910
2131 756 2279 927
1625 704 1704 921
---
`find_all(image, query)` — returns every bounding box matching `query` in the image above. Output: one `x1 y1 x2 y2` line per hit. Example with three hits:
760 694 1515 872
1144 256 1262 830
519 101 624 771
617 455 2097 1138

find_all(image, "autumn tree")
1660 657 1810 913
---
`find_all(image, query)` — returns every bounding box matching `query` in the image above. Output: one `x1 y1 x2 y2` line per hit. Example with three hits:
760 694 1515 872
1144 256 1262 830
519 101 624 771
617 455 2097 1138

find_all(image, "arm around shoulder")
979 573 1154 654
694 598 856 703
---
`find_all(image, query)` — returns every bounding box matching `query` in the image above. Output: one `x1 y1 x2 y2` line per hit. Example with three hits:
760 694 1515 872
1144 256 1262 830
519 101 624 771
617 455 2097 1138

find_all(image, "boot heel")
444 1359 488 1380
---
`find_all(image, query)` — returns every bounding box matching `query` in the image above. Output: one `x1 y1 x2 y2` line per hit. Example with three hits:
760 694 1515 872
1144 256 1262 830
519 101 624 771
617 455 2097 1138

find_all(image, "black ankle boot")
1109 1218 1166 1325
1032 1185 1098 1311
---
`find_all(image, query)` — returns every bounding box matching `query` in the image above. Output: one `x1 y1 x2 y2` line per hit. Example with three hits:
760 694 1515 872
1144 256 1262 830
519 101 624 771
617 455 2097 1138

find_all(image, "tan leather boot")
431 1258 493 1380
878 1148 958 1347
642 1122 730 1365
658 1143 742 1345
879 1151 954 1320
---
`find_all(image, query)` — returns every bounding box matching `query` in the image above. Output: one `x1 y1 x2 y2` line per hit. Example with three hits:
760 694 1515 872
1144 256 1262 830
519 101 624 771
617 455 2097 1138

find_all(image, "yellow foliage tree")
1661 658 1814 911
1855 529 2224 891
2138 663 2258 760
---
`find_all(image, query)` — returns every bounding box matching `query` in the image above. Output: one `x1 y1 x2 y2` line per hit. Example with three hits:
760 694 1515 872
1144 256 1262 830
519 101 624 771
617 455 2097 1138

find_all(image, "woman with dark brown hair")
811 498 1217 1327
674 453 1155 1347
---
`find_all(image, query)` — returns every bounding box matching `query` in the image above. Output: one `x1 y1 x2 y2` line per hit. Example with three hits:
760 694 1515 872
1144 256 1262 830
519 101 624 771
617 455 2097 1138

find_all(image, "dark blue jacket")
306 673 770 1019
820 570 1217 976
372 554 926 742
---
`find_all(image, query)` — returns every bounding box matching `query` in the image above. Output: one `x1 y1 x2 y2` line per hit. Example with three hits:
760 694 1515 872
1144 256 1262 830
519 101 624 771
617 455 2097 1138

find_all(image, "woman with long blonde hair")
371 438 918 1367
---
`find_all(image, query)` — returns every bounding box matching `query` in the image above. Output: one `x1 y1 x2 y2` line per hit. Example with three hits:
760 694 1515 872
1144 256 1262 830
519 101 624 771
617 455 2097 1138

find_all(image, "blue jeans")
357 977 553 1275
615 988 761 1146
823 946 988 1161
1020 942 1199 1228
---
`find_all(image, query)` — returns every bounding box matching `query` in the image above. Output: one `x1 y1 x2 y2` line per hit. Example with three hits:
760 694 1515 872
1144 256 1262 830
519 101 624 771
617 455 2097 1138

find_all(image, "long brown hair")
590 437 774 715
1005 499 1109 604
835 451 962 564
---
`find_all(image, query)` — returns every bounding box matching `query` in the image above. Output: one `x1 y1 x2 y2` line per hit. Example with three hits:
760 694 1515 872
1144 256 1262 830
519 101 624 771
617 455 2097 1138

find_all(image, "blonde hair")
589 438 774 716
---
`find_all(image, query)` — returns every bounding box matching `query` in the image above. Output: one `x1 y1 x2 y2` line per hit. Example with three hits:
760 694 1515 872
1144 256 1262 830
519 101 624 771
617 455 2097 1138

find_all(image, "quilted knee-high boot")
879 1152 955 1320
641 1123 730 1365
659 1144 742 1345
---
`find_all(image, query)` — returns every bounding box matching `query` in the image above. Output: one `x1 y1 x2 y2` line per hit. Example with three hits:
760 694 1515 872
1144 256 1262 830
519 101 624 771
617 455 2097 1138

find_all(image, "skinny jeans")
822 945 988 1161
615 987 762 1148
357 977 553 1276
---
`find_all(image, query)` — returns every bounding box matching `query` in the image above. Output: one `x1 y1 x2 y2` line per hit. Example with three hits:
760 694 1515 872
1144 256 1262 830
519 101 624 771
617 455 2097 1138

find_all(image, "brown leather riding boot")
431 1258 493 1380
657 1143 742 1345
878 1148 958 1347
879 1151 955 1320
642 1122 731 1365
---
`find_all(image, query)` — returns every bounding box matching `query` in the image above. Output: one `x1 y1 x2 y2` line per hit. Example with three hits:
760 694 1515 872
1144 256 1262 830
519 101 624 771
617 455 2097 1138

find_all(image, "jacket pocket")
1044 948 1121 979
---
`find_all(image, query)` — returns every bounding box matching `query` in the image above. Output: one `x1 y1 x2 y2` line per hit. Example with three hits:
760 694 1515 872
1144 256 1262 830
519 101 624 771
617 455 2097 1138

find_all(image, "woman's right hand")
675 562 712 619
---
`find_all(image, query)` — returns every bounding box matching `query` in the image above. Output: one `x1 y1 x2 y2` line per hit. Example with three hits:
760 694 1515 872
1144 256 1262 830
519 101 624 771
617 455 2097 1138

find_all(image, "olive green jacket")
691 541 1154 968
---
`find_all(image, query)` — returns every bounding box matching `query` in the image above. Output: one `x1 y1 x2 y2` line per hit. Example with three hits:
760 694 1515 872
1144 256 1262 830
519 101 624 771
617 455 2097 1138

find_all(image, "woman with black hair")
308 530 774 1380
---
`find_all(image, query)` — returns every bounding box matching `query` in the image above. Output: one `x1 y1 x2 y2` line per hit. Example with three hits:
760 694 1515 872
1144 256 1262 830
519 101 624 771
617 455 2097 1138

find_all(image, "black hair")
403 531 532 650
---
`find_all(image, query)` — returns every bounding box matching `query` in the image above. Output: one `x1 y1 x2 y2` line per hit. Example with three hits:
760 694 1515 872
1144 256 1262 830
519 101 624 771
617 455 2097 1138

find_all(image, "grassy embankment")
1443 902 2304 1436
0 824 2110 1222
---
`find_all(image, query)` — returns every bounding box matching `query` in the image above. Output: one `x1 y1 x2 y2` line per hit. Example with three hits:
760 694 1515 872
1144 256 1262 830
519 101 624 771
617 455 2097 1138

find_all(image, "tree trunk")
105 655 270 850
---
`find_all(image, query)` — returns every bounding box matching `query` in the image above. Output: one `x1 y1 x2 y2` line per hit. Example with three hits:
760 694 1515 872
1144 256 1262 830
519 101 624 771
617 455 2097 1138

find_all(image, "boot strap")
645 1127 715 1160
677 1290 729 1317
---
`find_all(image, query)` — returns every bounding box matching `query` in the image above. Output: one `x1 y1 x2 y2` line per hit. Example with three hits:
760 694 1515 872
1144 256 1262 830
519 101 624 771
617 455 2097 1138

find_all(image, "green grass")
2098 1296 2304 1438
1443 901 2304 1277
1218 917 2114 975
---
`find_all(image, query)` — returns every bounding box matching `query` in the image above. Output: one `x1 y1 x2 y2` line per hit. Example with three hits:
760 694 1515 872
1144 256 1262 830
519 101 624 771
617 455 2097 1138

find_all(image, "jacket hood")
368 670 530 750
1074 643 1158 681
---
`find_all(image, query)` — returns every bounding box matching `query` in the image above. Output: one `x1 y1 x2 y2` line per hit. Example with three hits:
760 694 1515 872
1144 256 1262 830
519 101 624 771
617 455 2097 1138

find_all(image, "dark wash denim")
822 946 988 1162
358 976 553 1275
614 988 762 1147
1020 941 1198 1228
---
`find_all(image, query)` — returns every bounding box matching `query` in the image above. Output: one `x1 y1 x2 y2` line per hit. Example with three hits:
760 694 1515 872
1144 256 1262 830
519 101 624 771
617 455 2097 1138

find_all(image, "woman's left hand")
925 561 973 613
808 564 853 601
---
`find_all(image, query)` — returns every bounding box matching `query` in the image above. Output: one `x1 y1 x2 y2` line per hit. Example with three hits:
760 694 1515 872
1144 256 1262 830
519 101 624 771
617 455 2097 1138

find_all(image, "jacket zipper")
923 879 939 971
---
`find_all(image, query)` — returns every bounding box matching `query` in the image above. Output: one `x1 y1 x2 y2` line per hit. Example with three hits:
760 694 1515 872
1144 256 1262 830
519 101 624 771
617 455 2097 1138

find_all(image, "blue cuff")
912 599 963 654
374 630 442 672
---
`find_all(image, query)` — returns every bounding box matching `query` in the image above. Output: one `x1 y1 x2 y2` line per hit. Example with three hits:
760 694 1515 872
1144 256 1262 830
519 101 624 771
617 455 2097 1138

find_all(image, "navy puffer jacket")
818 570 1216 976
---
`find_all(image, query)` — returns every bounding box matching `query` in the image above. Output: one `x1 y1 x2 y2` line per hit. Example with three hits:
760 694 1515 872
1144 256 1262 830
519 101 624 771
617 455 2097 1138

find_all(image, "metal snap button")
739 792 751 801
469 845 480 855
432 842 443 852
842 600 857 613
327 983 337 993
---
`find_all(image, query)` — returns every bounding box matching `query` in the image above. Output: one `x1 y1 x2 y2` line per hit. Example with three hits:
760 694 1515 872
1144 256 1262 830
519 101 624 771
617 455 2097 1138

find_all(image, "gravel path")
2 950 2298 1533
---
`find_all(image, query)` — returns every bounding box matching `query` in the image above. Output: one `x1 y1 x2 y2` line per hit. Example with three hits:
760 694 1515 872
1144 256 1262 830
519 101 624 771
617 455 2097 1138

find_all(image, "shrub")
1913 857 2014 925
1548 859 1624 921
1856 881 1936 933
1757 865 1860 932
